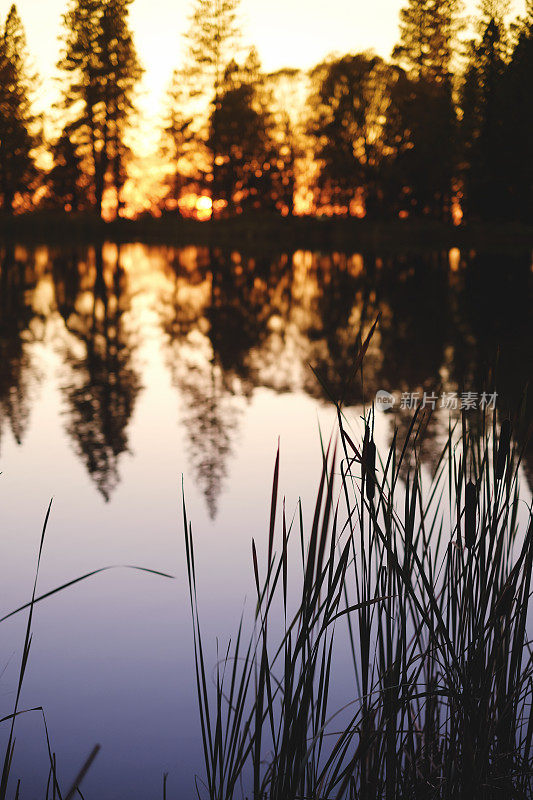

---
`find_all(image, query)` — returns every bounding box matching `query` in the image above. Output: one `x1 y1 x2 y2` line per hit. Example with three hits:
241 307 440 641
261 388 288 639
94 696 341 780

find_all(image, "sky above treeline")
3 0 526 121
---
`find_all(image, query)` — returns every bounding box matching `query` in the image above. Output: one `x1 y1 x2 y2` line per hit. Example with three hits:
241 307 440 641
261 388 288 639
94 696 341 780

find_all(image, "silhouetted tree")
264 67 305 216
48 129 85 211
208 51 281 213
58 0 142 218
0 5 37 213
391 0 461 218
497 2 533 220
274 113 297 216
387 69 456 218
309 54 397 217
460 0 510 219
183 0 241 206
161 70 196 211
394 0 461 81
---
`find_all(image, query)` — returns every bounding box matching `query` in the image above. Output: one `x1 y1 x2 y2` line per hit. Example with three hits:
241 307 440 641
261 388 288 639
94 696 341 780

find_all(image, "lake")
0 241 531 798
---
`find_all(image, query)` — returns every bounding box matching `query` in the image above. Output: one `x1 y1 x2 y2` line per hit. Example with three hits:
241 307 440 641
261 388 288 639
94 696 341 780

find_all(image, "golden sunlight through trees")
0 0 531 222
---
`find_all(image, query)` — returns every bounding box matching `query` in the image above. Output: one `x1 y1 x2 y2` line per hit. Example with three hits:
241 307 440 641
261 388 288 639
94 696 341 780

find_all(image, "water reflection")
0 243 43 454
0 243 531 511
54 243 140 501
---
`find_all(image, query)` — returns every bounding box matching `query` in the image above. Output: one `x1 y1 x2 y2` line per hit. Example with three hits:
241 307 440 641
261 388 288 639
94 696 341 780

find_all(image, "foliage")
459 0 511 220
48 130 86 211
1 0 531 223
208 52 285 214
388 70 456 219
182 0 241 203
309 55 399 217
393 0 463 80
309 51 457 220
390 0 461 219
0 5 37 213
500 4 533 220
184 0 240 98
161 70 196 209
57 0 142 217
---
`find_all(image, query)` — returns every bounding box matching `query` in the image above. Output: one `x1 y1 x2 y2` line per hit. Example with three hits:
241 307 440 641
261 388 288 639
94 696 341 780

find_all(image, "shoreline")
1 212 533 252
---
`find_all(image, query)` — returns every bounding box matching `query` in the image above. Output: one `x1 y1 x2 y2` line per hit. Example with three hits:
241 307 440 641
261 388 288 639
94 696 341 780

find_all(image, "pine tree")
460 0 510 218
161 70 195 210
208 50 281 214
184 0 240 100
309 54 396 217
392 0 462 217
500 1 533 219
49 129 85 211
393 0 462 81
100 0 142 213
0 5 37 213
58 0 142 218
183 0 241 205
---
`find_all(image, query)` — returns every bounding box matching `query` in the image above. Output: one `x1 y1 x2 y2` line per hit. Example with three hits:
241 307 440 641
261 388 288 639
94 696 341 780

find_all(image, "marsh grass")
185 384 533 798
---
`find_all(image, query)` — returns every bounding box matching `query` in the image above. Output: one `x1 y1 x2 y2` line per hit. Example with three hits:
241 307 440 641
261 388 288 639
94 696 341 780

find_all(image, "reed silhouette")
184 349 533 800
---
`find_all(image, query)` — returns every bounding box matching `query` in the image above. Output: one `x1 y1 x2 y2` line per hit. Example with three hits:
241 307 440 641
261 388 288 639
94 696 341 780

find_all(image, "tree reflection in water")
0 242 43 455
0 243 531 512
54 243 140 501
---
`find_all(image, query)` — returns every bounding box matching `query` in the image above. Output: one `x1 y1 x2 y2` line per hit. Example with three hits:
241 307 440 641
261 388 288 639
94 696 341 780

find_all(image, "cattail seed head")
364 439 376 501
464 480 477 549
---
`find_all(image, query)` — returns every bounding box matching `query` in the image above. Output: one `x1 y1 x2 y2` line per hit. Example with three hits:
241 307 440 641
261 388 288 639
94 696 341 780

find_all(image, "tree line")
0 0 532 222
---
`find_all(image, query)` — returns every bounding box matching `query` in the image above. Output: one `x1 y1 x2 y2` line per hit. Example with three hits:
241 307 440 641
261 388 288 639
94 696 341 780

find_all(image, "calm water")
0 241 531 798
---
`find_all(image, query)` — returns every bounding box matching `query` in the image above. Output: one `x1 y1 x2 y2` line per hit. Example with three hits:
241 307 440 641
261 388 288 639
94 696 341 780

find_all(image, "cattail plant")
184 365 532 799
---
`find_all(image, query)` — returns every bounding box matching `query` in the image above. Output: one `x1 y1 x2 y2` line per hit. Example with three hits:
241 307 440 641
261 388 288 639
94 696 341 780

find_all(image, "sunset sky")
4 0 525 123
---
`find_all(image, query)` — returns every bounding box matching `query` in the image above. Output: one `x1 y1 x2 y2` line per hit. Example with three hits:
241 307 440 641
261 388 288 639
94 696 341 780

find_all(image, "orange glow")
195 195 213 220
451 197 463 226
317 204 350 217
176 193 214 220
349 189 366 218
212 198 228 215
448 248 461 272
32 185 49 206
102 189 116 221
177 193 198 216
293 189 314 216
